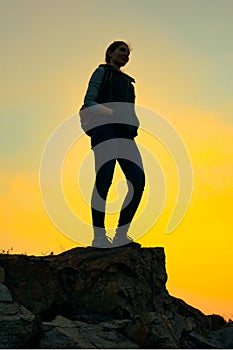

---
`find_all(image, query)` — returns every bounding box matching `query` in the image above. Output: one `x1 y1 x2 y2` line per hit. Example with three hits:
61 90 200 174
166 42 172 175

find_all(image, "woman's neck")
108 62 121 71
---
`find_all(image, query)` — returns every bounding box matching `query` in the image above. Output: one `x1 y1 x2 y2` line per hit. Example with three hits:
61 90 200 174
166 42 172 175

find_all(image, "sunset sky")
1 0 233 320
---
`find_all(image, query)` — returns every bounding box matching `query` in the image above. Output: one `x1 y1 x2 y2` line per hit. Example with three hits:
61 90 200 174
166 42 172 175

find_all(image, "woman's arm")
83 67 113 117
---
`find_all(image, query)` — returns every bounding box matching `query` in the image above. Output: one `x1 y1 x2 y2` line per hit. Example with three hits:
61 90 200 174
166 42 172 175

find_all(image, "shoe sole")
112 241 141 248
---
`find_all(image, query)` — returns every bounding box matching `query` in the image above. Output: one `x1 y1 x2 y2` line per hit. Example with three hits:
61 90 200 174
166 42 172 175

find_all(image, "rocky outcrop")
0 246 169 321
0 245 232 348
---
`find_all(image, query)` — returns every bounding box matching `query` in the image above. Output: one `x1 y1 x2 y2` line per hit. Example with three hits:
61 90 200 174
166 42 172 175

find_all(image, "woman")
82 41 145 248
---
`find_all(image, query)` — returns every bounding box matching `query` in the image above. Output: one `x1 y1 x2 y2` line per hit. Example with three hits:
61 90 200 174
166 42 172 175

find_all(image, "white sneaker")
92 235 113 248
112 234 136 247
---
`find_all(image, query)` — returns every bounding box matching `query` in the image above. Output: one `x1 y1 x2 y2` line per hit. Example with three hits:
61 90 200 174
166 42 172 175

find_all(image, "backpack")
79 67 113 136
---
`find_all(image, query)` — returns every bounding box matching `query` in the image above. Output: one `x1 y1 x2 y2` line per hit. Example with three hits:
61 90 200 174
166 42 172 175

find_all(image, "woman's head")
105 41 131 69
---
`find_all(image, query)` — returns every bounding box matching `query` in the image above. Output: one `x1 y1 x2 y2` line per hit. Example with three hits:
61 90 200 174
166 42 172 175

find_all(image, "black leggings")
91 124 145 234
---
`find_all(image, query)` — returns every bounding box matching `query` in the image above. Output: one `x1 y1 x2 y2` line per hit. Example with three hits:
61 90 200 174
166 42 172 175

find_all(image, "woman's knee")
127 168 145 193
95 177 112 199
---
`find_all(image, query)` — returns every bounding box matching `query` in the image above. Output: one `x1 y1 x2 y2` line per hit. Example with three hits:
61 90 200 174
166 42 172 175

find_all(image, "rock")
180 324 233 348
0 266 5 283
184 331 222 348
0 246 168 320
0 246 231 348
72 246 169 319
0 283 12 302
124 311 179 348
40 315 139 349
0 302 39 348
40 315 93 349
209 325 233 348
207 313 226 330
169 296 211 329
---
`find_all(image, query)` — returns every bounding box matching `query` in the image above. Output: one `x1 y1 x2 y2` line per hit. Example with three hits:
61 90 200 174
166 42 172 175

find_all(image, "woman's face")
109 44 130 69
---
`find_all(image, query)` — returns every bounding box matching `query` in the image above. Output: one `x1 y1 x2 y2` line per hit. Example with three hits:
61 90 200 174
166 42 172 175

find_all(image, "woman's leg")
91 125 117 238
116 140 145 237
91 158 116 230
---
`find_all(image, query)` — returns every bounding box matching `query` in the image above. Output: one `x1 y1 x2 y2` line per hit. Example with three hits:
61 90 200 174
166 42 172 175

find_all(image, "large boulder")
0 301 39 348
0 246 169 320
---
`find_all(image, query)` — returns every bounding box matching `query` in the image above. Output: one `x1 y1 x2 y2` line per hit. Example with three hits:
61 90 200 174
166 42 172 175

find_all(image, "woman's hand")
92 104 113 117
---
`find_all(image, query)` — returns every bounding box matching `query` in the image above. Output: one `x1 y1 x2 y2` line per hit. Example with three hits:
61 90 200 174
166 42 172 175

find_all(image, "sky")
1 0 233 319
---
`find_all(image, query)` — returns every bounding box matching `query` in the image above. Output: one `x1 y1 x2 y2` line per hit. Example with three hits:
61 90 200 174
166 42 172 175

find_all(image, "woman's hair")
105 41 130 63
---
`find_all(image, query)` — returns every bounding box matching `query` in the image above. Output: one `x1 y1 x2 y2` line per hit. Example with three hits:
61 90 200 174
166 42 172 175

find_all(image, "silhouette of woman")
81 41 145 248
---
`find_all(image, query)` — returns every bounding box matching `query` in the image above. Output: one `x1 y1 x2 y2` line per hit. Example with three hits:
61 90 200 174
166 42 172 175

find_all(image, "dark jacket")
82 64 139 137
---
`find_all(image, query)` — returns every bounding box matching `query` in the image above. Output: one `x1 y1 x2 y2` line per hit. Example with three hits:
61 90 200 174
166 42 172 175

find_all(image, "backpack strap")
99 66 113 101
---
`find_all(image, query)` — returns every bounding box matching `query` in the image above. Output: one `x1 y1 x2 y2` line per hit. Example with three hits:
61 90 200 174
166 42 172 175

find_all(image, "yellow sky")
1 0 233 319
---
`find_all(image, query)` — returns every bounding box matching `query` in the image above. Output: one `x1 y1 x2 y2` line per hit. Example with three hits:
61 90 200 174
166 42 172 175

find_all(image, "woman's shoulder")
98 64 135 83
89 65 105 81
121 71 135 83
91 65 105 75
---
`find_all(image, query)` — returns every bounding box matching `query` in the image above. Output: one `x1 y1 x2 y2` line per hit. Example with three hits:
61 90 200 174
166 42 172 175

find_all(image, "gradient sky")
1 0 233 319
